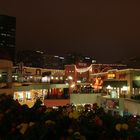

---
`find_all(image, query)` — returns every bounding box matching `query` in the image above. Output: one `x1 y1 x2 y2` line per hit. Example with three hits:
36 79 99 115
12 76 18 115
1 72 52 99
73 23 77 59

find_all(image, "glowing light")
59 57 64 59
107 73 115 79
92 60 96 63
71 84 75 88
77 80 81 83
60 76 63 80
121 86 127 91
54 55 59 58
18 92 23 100
42 76 50 82
26 91 31 99
85 57 90 59
75 65 92 73
68 76 73 80
106 85 113 90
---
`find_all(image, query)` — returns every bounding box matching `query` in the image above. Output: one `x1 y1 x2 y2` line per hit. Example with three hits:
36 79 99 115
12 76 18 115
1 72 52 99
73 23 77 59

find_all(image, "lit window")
26 91 31 99
60 77 63 80
1 33 6 36
68 76 73 80
42 76 50 82
18 92 23 100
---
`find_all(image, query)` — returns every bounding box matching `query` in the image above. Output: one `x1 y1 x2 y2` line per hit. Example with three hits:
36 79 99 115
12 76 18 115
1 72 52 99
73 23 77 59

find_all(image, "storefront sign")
107 73 116 79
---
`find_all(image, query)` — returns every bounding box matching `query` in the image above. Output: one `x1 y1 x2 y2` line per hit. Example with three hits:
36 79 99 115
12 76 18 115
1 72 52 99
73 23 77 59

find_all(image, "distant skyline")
1 0 140 63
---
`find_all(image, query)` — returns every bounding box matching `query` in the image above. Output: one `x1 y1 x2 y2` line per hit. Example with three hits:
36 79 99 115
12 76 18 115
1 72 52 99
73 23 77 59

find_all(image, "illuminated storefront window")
42 76 50 82
26 91 31 100
18 92 23 101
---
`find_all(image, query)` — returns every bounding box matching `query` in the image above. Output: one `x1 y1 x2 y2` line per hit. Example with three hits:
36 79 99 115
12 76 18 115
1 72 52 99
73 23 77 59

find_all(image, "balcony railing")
44 94 70 99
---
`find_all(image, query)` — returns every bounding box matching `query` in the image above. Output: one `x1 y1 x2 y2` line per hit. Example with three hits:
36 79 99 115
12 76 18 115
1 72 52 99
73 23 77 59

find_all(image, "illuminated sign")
107 73 115 79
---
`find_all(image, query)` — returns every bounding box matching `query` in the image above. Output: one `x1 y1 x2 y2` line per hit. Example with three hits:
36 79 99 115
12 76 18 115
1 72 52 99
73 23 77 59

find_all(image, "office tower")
0 15 16 63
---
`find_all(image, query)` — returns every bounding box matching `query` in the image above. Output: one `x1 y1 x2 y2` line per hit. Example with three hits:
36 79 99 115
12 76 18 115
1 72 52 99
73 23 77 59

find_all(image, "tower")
0 15 16 63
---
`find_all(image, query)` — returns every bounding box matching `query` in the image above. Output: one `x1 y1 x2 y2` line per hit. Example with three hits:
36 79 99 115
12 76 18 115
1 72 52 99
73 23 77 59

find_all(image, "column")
127 71 133 98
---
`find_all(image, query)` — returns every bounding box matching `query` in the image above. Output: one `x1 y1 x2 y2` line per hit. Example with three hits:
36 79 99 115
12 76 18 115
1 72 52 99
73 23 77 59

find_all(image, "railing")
44 94 70 99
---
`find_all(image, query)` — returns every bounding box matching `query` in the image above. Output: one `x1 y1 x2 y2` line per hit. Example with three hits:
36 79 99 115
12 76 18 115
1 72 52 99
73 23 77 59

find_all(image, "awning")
103 80 127 87
133 80 140 88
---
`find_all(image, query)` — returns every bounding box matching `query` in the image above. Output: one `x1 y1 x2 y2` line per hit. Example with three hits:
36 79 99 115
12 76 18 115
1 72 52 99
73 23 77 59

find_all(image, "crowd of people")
0 94 140 140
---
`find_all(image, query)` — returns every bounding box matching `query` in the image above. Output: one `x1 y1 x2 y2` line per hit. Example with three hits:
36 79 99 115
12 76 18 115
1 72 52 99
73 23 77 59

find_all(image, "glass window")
18 92 23 101
26 91 31 99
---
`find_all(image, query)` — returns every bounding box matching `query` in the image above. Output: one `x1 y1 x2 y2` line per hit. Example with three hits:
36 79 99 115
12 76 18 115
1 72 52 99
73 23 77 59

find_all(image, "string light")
74 65 92 73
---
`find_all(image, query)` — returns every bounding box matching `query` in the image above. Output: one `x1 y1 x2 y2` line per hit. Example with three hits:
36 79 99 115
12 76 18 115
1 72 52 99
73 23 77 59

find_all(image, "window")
26 91 31 100
18 92 23 101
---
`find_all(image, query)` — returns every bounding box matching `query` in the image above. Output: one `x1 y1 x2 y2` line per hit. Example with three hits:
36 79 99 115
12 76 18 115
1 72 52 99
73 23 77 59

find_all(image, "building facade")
0 59 13 95
90 69 140 98
12 64 69 107
65 63 127 93
0 15 16 63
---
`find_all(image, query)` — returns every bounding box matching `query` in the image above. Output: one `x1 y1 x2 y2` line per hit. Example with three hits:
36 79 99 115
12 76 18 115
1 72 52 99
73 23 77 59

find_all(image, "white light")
121 86 127 91
0 74 2 77
75 65 92 73
42 77 50 82
56 77 58 80
77 80 81 83
60 77 63 80
85 57 90 59
51 76 54 79
59 57 64 59
134 114 137 117
26 91 31 99
92 60 96 63
68 76 73 80
36 51 43 54
71 84 75 88
106 85 112 90
18 92 23 99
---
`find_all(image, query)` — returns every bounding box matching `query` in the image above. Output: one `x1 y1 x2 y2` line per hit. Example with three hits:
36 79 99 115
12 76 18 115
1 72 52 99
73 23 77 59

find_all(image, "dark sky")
1 0 140 63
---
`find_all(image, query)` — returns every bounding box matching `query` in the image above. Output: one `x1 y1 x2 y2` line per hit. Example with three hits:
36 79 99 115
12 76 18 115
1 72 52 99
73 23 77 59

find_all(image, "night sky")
1 0 140 63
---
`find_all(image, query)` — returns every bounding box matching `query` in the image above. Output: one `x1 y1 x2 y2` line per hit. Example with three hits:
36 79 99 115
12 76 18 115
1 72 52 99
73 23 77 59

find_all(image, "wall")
124 99 140 115
0 59 13 68
0 88 14 95
70 93 100 105
44 99 70 107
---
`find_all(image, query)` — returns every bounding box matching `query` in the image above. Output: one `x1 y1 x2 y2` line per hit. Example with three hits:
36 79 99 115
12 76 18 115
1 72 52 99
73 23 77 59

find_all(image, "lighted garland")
74 65 92 73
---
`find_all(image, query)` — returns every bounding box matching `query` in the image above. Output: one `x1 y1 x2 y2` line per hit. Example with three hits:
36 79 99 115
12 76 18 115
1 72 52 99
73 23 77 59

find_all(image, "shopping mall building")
1 59 140 115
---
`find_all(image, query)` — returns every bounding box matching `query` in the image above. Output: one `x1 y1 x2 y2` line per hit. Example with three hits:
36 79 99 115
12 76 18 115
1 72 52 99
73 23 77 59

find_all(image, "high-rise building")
0 15 16 63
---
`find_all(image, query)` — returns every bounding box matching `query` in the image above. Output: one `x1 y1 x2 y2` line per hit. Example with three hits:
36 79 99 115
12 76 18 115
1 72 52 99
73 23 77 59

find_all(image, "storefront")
13 83 69 107
103 80 128 98
90 69 140 98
